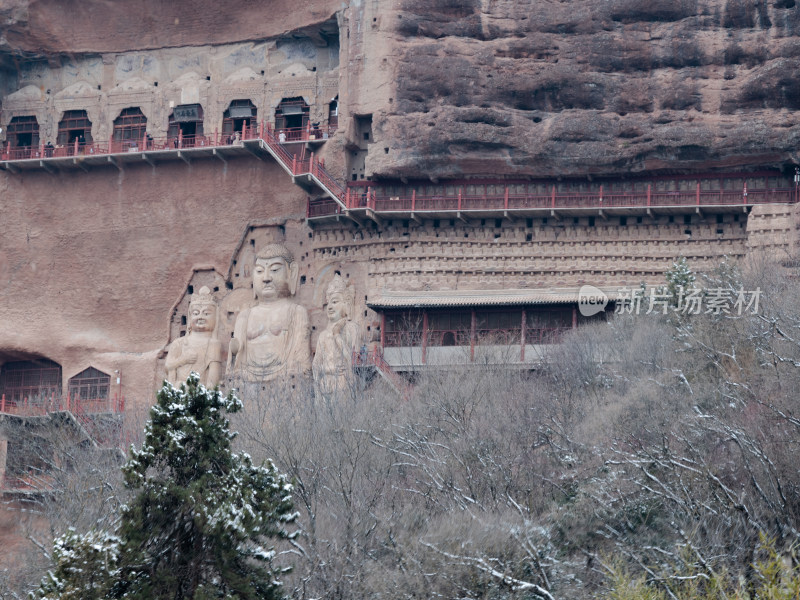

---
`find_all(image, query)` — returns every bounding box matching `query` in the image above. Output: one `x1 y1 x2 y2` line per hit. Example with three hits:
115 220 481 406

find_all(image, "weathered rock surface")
367 0 800 179
3 1 799 180
0 0 339 55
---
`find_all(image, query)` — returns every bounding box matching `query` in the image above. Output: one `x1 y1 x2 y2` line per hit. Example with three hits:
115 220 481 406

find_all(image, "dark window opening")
0 358 62 404
7 116 40 152
222 99 257 141
275 97 310 141
57 110 93 154
168 104 205 147
113 107 147 150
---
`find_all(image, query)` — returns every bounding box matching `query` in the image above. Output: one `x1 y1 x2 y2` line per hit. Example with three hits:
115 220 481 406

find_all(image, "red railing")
0 392 125 417
306 182 795 219
353 347 410 398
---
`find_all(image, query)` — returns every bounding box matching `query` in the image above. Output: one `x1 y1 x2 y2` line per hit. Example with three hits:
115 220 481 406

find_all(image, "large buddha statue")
165 286 223 388
312 274 361 400
229 243 311 383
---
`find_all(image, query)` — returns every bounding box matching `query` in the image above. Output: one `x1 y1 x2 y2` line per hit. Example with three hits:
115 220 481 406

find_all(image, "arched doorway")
168 104 204 148
328 96 338 131
112 107 147 151
275 97 309 141
7 116 39 158
222 99 257 142
0 358 62 406
57 110 93 155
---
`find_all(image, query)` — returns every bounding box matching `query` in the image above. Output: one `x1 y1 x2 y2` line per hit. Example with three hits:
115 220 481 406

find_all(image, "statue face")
326 292 347 323
190 304 216 332
253 257 291 301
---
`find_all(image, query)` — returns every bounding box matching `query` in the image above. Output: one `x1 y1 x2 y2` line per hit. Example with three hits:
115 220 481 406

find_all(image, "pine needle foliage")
33 374 297 600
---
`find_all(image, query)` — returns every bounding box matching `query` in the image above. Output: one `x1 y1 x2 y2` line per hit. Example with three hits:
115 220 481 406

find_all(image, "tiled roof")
367 288 622 308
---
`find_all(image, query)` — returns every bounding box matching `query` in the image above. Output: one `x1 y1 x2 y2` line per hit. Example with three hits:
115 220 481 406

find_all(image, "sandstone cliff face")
3 1 798 181
0 0 340 55
366 0 800 179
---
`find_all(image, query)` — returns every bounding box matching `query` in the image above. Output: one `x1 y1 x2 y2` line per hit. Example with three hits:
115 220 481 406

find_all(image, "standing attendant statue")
230 243 311 384
313 275 361 400
165 286 223 388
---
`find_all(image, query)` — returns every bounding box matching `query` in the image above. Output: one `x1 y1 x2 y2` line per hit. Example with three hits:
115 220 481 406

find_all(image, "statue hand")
331 319 346 336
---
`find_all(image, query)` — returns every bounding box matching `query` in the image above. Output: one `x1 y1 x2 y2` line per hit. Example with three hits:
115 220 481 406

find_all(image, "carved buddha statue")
312 274 361 400
230 243 311 383
165 286 223 388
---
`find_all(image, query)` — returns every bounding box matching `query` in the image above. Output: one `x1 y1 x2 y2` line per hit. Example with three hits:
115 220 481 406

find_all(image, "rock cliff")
371 0 800 179
2 0 799 180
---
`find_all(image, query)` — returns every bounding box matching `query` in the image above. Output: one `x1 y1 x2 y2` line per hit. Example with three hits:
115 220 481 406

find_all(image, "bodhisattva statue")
165 286 223 388
312 274 361 400
230 243 311 383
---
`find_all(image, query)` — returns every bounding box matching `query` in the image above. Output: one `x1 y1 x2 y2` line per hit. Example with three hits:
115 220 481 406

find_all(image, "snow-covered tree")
33 529 121 600
33 374 297 600
664 256 696 306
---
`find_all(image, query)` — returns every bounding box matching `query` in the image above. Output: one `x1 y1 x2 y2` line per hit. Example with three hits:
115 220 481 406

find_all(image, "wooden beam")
550 209 561 221
177 151 191 165
39 160 57 174
366 209 383 227
410 212 423 225
243 144 264 161
3 162 18 174
107 156 123 171
345 210 365 227
213 148 227 164
141 153 156 167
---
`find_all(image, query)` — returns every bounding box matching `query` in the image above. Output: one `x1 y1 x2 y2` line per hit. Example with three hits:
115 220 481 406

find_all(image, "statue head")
253 243 299 301
188 286 218 333
325 274 354 323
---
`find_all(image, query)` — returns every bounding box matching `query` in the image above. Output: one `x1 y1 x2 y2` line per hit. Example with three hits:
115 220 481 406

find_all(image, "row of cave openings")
0 359 111 405
5 96 339 150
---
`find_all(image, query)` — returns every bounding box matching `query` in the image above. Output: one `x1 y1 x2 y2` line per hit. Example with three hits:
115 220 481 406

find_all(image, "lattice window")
384 310 423 347
113 107 147 142
7 115 39 148
68 367 111 402
275 97 309 132
0 359 62 404
57 110 93 146
428 310 471 346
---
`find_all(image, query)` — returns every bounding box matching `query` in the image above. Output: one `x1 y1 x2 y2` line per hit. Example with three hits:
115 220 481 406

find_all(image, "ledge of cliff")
0 0 340 56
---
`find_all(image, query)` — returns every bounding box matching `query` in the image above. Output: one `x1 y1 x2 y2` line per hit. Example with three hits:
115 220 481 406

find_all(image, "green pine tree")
33 374 297 600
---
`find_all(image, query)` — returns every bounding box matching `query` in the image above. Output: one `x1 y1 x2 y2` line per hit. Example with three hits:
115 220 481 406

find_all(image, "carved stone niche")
161 269 228 388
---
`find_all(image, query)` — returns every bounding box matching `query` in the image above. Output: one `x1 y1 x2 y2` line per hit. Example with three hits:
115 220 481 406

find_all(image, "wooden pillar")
470 309 476 362
520 308 526 362
572 306 578 329
422 311 429 365
380 312 386 350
